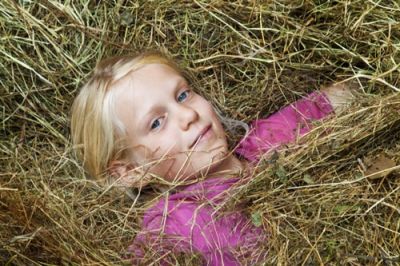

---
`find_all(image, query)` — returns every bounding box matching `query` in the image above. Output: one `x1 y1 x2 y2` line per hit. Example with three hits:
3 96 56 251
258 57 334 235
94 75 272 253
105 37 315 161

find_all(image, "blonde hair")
70 51 186 181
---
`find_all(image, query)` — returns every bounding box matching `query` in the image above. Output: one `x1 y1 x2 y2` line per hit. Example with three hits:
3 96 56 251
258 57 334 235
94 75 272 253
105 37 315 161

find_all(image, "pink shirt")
128 91 333 265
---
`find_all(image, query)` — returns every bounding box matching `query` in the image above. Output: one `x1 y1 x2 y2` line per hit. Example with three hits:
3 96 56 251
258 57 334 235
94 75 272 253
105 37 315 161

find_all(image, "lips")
189 124 212 149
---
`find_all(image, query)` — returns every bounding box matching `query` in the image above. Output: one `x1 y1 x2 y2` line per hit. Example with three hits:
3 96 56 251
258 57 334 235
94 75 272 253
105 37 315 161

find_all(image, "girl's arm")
128 203 243 266
235 83 354 162
128 178 267 265
321 82 355 113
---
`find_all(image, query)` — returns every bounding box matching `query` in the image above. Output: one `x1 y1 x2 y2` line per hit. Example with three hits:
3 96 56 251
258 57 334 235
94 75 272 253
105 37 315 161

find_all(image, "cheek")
130 145 178 177
202 99 216 114
143 136 185 168
205 105 226 138
200 100 223 124
149 151 194 180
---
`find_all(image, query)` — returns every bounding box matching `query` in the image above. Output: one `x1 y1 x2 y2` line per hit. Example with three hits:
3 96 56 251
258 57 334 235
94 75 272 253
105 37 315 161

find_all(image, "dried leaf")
303 174 314 184
364 153 396 179
251 212 262 227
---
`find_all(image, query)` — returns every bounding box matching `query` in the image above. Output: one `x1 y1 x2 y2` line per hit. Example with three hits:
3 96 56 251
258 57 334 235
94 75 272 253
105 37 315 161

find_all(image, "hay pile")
1 0 399 265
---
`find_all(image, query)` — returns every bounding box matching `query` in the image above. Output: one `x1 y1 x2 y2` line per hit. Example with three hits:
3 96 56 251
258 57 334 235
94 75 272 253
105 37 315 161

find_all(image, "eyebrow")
138 77 188 131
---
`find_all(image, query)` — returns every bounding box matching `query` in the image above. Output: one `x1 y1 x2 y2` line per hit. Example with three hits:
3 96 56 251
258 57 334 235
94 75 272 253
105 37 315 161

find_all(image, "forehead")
110 63 186 102
109 63 186 133
113 63 185 92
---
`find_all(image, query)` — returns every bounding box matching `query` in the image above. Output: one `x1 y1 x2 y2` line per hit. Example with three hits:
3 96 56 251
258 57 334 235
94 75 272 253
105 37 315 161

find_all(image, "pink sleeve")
235 91 333 162
128 201 241 266
128 218 198 265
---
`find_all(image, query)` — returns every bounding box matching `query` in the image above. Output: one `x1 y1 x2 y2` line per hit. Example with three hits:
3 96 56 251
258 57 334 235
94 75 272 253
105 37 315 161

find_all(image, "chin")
201 150 230 176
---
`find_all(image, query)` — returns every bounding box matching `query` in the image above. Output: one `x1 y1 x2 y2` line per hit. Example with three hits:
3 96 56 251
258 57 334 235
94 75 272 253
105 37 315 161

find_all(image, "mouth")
189 124 212 149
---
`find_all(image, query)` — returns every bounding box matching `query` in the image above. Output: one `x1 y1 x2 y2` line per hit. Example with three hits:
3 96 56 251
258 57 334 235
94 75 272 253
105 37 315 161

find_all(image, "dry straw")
1 0 399 265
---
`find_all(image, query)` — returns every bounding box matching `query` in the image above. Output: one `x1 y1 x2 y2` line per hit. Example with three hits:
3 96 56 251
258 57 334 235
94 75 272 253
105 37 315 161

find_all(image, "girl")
70 51 353 265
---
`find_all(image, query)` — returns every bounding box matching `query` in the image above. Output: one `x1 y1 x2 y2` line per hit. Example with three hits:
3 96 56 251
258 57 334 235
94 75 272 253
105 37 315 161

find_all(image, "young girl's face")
111 63 229 182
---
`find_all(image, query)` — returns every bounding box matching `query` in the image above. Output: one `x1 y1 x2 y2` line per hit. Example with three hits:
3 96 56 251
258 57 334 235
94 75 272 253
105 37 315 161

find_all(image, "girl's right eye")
150 117 162 130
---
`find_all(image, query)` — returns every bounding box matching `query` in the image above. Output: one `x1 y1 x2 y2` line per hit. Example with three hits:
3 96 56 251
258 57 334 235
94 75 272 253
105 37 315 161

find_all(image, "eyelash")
149 89 191 131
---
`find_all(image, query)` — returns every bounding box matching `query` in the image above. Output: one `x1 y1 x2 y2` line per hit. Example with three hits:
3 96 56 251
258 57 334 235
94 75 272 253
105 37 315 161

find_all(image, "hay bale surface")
1 0 399 265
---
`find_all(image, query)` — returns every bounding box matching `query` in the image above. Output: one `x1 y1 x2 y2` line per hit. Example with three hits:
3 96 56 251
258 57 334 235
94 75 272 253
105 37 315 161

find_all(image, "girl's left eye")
177 90 190 102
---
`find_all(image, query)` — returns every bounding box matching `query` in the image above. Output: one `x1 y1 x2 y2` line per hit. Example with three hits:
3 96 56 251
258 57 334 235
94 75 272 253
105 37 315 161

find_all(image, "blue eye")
177 90 189 102
151 119 161 130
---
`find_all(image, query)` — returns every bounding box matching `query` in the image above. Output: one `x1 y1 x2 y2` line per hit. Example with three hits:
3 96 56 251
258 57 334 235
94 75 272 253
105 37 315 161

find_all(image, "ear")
108 160 151 188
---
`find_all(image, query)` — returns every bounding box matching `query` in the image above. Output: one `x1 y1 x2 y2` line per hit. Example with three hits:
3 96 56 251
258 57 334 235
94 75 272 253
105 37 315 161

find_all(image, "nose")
176 104 199 130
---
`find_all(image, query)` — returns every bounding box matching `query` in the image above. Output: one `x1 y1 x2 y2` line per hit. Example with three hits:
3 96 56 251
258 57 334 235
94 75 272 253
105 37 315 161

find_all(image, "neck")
207 154 247 178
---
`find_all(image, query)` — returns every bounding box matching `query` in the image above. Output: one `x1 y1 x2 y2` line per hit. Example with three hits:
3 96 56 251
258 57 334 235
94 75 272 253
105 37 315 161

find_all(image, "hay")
229 93 400 264
1 0 399 265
